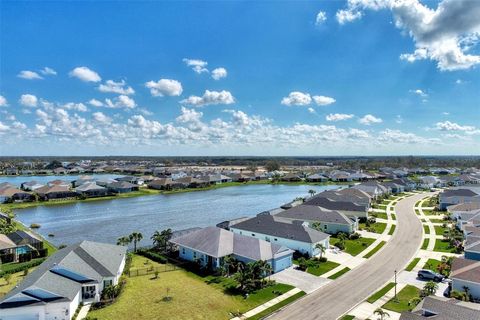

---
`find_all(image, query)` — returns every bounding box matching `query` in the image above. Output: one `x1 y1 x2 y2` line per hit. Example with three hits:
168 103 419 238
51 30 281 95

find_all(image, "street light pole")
394 269 397 301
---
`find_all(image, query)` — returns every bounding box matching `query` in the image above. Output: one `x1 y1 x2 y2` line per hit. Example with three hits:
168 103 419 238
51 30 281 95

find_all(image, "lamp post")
394 269 398 301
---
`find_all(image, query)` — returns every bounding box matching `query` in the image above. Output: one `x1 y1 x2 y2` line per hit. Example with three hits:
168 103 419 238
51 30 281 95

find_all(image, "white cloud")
359 114 383 125
145 79 183 97
308 107 316 114
442 112 450 116
435 121 475 132
19 94 38 107
326 113 354 121
88 99 104 107
181 90 235 107
315 11 327 25
61 102 88 112
182 58 209 74
337 0 480 71
105 95 136 109
281 92 312 106
98 80 135 95
92 112 111 123
40 67 57 76
410 89 428 98
211 67 227 80
395 115 403 124
0 95 7 107
313 95 336 106
17 70 43 80
69 66 101 82
0 122 9 133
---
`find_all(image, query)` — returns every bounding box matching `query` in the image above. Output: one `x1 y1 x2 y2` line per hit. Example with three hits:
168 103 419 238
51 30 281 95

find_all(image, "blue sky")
0 0 479 156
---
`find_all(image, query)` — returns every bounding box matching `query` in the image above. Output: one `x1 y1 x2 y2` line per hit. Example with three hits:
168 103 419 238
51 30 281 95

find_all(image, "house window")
274 238 278 241
193 251 197 259
251 233 255 236
182 248 186 254
103 280 113 288
324 225 327 230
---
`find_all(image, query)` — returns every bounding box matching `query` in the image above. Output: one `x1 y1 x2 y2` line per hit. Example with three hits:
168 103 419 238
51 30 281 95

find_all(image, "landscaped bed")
330 237 376 256
423 259 441 272
364 241 386 259
388 224 396 235
306 261 340 276
382 285 420 313
405 258 420 272
359 222 387 234
88 255 295 320
367 282 395 303
328 267 350 280
434 225 447 236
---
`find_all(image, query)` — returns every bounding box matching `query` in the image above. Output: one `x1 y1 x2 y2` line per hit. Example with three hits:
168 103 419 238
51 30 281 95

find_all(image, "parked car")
417 269 444 282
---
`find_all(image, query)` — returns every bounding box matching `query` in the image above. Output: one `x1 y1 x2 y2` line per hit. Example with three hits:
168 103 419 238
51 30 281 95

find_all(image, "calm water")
0 174 122 187
14 184 341 246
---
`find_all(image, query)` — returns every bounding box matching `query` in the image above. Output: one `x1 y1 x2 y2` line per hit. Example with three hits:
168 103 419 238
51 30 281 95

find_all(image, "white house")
450 257 480 301
0 241 126 320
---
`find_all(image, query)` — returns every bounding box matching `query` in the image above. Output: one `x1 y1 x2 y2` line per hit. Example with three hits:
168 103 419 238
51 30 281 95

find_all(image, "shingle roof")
442 189 479 197
0 234 16 250
400 296 480 320
275 205 353 225
451 257 480 283
448 202 480 212
230 215 329 244
304 196 367 212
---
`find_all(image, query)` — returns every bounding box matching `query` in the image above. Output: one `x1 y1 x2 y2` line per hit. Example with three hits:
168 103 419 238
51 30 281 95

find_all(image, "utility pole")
394 269 398 301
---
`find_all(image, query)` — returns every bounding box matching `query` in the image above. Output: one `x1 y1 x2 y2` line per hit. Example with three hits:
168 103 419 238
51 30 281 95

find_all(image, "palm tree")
373 308 390 320
408 297 422 309
222 255 239 276
423 281 439 296
117 236 131 246
129 232 143 252
315 243 326 260
308 189 316 198
151 228 173 252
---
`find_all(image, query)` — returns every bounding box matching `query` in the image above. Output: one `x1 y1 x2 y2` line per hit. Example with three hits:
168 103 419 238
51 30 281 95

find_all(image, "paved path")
270 267 331 294
270 193 433 320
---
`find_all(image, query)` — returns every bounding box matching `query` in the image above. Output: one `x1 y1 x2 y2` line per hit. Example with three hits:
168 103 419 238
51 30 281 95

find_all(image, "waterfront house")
47 179 71 188
5 168 18 175
115 176 145 185
72 176 95 188
275 204 357 234
0 234 20 263
229 214 329 257
175 176 209 188
35 185 77 200
399 296 480 320
0 187 34 203
329 171 352 182
75 182 109 198
21 181 45 191
7 230 44 251
280 173 303 182
439 188 480 210
106 181 139 193
53 167 68 175
147 178 178 190
303 196 369 219
450 257 480 301
305 173 328 182
169 226 294 273
0 241 127 320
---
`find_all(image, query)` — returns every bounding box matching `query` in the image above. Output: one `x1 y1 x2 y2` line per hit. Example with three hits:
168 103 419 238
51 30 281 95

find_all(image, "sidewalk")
76 304 91 320
349 283 405 320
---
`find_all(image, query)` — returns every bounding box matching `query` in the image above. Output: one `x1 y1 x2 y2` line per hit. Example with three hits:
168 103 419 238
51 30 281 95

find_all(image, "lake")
13 184 342 247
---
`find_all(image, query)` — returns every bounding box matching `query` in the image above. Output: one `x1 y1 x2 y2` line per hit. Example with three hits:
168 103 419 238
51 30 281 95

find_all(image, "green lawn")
0 268 36 296
330 237 376 256
382 285 420 313
0 258 45 274
421 239 429 250
422 210 436 215
433 239 456 253
415 209 421 215
364 241 386 259
391 214 396 220
367 282 395 303
248 291 306 320
89 255 294 320
405 258 420 271
373 212 388 220
359 222 387 234
423 259 441 272
388 224 396 235
423 225 430 234
306 261 340 276
434 225 447 236
340 316 355 320
429 218 446 223
328 267 350 280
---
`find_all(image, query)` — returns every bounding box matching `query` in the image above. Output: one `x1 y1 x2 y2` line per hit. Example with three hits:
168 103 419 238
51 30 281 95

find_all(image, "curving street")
270 193 433 320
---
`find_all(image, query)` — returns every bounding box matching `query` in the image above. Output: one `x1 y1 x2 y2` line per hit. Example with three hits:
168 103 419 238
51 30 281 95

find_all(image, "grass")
421 238 429 250
373 212 388 220
247 291 306 320
429 218 446 223
0 268 35 296
359 222 387 234
0 258 45 274
330 237 376 256
423 225 430 234
367 282 395 303
433 239 456 253
391 213 396 220
328 267 350 280
306 261 340 276
363 241 386 259
415 209 421 215
388 224 396 235
89 255 294 320
422 210 435 216
340 316 355 320
423 259 441 272
405 258 421 271
382 285 420 313
434 225 447 236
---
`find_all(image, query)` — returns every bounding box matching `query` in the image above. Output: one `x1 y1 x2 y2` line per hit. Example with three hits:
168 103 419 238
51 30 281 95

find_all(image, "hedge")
0 258 46 276
136 249 168 264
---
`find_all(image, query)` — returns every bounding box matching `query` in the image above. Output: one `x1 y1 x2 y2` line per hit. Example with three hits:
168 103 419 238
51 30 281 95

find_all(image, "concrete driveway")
398 271 449 297
270 267 331 294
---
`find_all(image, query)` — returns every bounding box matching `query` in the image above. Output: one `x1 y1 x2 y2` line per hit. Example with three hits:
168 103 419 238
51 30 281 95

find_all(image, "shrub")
30 223 41 229
336 241 345 250
349 232 360 240
0 258 46 276
318 257 328 262
136 249 168 264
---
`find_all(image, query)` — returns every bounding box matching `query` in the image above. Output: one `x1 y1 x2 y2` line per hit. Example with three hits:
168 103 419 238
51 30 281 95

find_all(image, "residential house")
21 181 45 191
0 241 126 320
352 181 390 199
75 182 109 198
4 168 18 175
448 203 480 230
0 187 34 203
72 176 95 188
464 235 480 261
329 171 352 182
439 188 480 210
280 173 303 182
47 179 71 188
418 176 442 189
115 176 144 185
53 167 68 175
7 230 44 250
229 214 330 257
35 185 77 200
275 204 357 234
450 257 480 301
399 296 480 320
106 181 139 193
175 176 208 188
303 196 369 219
169 226 294 273
305 173 328 182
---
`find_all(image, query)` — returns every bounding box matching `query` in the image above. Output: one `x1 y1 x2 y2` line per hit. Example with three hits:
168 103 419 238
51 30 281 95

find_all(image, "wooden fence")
127 264 179 277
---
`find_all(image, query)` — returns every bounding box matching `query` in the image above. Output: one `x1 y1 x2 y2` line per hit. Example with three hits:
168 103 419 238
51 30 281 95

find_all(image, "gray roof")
304 196 367 212
75 182 106 191
0 241 126 309
229 215 329 244
107 181 137 189
442 189 479 197
448 202 480 212
275 205 353 226
451 257 480 283
169 226 293 261
400 296 480 320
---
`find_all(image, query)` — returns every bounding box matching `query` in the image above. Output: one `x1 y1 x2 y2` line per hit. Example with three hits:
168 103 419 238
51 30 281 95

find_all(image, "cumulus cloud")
61 102 88 112
313 95 336 106
410 89 428 98
315 11 327 25
0 95 7 107
92 112 111 123
435 121 476 132
281 92 312 106
308 107 316 114
181 90 235 107
359 114 383 125
40 67 57 76
336 0 480 71
17 70 43 80
145 79 183 97
183 58 209 74
326 113 354 121
211 67 227 80
19 94 38 107
105 95 136 109
88 99 104 107
69 66 101 82
98 80 135 95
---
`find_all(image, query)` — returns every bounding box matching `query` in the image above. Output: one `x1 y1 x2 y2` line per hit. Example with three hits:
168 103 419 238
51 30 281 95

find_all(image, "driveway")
270 267 331 294
271 192 434 320
398 271 449 297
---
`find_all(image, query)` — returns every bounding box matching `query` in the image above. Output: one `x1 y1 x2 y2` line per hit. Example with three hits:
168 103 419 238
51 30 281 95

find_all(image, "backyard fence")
128 264 179 277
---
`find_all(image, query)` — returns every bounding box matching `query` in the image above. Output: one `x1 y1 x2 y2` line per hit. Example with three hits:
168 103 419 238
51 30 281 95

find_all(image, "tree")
423 281 439 296
408 297 422 309
308 189 316 198
315 243 326 260
297 257 308 271
222 255 240 276
374 308 390 320
102 284 120 300
0 219 16 234
151 228 173 252
265 160 280 172
129 232 143 252
117 236 131 246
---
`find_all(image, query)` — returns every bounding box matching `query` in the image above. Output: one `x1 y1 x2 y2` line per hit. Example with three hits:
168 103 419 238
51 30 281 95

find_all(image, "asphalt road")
270 193 432 320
